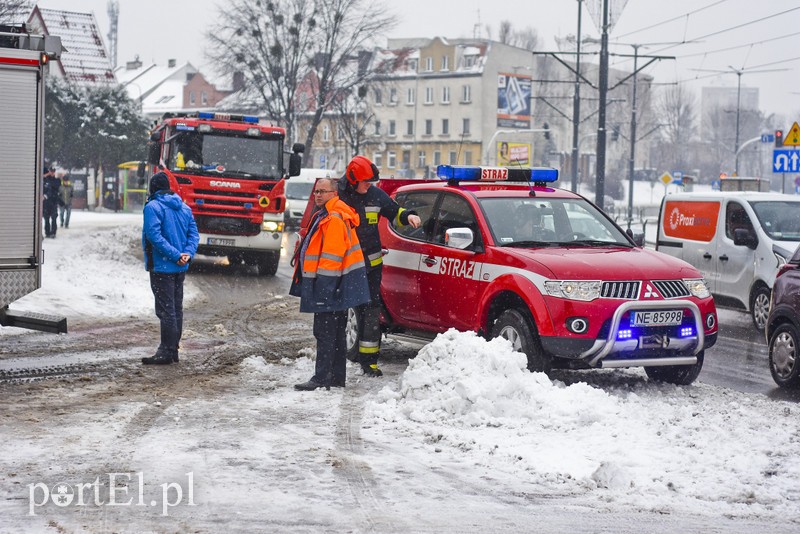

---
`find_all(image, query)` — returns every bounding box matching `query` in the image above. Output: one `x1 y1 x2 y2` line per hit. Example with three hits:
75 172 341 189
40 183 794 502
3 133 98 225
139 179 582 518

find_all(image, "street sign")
785 122 800 146
773 149 800 173
659 172 673 185
672 171 683 185
761 133 775 143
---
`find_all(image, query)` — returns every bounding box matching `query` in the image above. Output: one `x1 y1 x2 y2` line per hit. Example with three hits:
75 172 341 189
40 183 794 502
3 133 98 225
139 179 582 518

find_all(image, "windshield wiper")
568 239 631 248
500 240 559 248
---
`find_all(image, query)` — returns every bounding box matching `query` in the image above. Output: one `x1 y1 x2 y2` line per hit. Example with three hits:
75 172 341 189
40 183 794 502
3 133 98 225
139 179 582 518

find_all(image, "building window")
425 87 433 104
441 55 449 71
189 91 196 105
425 57 433 71
407 87 415 105
464 55 476 68
407 58 418 71
442 86 450 104
388 120 396 136
388 151 396 169
425 119 432 135
323 124 330 141
374 88 382 105
465 151 473 165
336 123 344 139
418 150 426 168
462 118 470 135
449 151 457 165
374 120 381 135
442 119 449 135
433 151 441 166
201 91 208 106
461 85 471 103
373 152 383 168
406 119 414 135
389 87 398 104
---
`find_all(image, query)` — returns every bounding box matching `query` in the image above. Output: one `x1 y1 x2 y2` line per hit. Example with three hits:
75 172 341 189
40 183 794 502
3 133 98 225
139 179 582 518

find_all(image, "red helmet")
346 155 379 185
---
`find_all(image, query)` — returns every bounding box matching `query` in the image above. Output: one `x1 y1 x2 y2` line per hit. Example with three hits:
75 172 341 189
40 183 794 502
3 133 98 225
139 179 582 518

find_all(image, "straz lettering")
480 167 508 181
438 257 476 279
209 181 241 188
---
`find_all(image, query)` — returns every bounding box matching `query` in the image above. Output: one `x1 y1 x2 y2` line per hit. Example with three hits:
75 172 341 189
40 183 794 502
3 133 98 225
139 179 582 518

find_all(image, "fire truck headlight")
262 221 283 233
198 124 212 133
544 280 601 301
683 279 710 299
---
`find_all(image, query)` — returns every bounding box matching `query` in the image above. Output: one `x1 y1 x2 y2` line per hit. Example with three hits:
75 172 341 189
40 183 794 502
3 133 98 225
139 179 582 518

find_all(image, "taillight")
776 263 798 279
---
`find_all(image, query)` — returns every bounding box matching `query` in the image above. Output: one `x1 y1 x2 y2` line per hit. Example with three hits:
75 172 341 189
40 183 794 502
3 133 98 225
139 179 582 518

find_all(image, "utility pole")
594 0 609 207
570 0 583 193
626 44 640 230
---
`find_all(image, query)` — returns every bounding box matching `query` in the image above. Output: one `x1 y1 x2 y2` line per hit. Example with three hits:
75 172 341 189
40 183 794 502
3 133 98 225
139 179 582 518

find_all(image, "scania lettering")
0 24 66 333
145 111 304 276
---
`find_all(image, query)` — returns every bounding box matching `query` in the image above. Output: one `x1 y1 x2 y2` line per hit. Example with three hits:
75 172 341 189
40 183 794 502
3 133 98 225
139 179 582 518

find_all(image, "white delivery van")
284 168 334 229
656 191 800 331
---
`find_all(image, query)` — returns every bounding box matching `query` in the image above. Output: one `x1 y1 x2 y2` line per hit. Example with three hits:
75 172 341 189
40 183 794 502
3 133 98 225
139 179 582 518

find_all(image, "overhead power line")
674 31 800 59
614 0 728 40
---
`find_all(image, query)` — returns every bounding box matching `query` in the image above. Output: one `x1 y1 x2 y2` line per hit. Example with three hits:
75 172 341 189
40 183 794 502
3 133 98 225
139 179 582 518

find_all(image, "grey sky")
38 0 800 121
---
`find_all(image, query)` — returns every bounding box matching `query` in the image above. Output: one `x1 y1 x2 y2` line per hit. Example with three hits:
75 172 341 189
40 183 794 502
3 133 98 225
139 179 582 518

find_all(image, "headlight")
684 278 710 299
262 221 284 232
544 280 601 301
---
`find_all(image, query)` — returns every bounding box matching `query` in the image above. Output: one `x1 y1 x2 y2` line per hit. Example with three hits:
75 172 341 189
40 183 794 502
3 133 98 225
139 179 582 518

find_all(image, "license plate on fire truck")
632 310 683 326
208 238 235 246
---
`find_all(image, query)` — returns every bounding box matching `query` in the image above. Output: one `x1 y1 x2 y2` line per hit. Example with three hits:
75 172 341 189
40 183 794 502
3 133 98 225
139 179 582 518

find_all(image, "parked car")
765 246 800 388
333 165 719 385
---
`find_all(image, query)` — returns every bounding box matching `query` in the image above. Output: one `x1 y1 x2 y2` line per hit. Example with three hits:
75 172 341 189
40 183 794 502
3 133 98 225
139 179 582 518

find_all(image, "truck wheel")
751 285 771 331
644 351 704 385
345 307 362 362
256 251 280 276
490 309 551 374
769 323 800 388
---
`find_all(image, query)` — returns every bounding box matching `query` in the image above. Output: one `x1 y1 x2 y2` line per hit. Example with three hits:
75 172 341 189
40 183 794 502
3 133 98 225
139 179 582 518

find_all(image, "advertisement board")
497 73 531 128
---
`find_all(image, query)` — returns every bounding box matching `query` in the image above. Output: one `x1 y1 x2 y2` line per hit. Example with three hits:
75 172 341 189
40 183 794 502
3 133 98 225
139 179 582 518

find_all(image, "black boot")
361 363 383 377
142 352 173 365
294 378 329 391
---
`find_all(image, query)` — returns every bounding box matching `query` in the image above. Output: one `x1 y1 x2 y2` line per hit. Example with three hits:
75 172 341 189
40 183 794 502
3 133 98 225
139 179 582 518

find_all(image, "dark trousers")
43 205 58 237
60 205 71 227
150 271 185 356
356 266 382 365
312 311 347 386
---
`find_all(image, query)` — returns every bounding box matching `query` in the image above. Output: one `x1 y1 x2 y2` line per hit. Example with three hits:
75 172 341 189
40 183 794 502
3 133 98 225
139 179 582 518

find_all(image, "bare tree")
654 84 697 173
495 20 539 51
206 0 393 158
0 0 31 23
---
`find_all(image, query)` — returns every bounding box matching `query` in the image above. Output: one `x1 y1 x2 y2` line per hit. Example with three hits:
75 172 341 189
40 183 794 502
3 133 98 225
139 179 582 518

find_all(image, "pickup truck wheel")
644 351 704 385
345 307 362 362
490 309 551 374
751 285 770 331
768 323 800 388
256 251 280 276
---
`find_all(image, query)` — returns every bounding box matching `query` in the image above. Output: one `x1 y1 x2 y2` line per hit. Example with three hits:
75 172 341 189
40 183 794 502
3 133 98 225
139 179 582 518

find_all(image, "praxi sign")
773 149 800 173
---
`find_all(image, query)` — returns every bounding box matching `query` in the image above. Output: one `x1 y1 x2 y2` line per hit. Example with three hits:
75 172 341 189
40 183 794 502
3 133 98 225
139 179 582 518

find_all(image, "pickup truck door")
715 200 756 307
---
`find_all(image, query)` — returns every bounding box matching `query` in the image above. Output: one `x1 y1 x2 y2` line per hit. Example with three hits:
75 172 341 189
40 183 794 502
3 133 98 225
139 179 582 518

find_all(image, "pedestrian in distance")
58 172 74 228
42 166 63 238
290 178 370 391
337 156 421 377
141 172 199 365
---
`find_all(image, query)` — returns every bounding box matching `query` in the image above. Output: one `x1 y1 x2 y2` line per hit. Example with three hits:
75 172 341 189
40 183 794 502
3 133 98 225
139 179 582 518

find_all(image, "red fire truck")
145 112 304 275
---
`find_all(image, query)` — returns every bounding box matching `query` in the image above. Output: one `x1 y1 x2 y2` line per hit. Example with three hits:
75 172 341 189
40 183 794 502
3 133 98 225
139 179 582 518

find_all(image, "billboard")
497 142 530 166
497 73 531 128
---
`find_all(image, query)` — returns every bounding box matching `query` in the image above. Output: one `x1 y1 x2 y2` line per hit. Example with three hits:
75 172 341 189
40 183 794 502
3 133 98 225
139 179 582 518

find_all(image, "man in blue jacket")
141 172 199 365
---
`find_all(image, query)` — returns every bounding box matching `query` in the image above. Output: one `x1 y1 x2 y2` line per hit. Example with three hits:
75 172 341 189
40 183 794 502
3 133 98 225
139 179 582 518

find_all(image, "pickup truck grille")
652 280 690 298
601 281 640 299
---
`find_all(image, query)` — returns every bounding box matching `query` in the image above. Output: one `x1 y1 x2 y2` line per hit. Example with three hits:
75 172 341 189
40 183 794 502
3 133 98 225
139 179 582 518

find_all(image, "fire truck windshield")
169 130 283 180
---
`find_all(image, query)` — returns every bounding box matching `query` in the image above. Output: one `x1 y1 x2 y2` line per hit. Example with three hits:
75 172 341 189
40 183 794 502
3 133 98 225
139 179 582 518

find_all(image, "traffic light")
543 122 550 140
776 130 784 147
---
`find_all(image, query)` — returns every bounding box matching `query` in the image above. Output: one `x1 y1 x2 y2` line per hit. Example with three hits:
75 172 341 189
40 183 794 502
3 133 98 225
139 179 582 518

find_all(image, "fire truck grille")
601 281 640 299
195 215 260 236
652 280 690 299
194 189 254 199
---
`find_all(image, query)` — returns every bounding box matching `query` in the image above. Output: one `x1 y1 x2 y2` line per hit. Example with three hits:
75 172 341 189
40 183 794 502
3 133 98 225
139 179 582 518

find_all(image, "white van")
656 191 800 330
284 168 335 228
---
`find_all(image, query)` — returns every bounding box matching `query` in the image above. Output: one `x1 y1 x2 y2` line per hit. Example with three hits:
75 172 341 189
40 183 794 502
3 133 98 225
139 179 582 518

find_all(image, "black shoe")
142 354 173 365
294 379 329 391
330 379 346 388
361 363 383 377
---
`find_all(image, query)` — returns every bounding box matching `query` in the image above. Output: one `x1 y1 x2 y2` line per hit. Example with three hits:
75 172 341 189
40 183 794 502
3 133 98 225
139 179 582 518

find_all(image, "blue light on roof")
436 165 558 183
197 112 214 120
196 111 259 124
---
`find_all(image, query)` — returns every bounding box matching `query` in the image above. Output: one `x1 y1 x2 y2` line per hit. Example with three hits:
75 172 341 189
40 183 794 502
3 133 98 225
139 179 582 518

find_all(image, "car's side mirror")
626 228 645 247
733 228 758 249
288 153 302 177
445 227 474 250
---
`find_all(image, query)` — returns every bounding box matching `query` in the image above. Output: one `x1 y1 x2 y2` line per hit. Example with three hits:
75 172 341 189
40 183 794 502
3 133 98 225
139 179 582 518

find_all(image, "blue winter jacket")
142 191 199 273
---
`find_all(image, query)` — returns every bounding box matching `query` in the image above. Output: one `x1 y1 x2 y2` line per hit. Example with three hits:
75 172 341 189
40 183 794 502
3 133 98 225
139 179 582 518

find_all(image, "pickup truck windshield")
169 130 283 180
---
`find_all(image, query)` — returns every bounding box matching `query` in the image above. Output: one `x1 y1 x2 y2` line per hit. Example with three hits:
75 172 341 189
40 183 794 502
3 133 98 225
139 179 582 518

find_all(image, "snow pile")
369 329 800 519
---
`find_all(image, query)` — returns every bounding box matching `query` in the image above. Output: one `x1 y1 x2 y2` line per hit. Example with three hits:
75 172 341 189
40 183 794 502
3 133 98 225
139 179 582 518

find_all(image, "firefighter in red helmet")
338 155 421 376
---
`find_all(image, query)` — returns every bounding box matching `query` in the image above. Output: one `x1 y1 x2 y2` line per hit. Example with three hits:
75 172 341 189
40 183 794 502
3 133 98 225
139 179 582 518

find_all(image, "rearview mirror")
733 228 758 249
288 153 302 177
445 227 474 250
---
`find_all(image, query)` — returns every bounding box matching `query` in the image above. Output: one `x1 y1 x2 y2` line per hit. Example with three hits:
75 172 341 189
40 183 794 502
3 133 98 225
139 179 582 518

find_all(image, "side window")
393 192 438 242
725 202 753 239
433 193 479 247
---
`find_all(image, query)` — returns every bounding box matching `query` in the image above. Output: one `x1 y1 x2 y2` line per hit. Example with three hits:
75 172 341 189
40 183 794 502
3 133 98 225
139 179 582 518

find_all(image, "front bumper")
197 230 283 255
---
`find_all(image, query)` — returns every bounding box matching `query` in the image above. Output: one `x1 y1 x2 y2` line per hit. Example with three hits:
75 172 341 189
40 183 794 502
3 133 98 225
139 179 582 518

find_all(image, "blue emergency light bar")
197 111 259 124
436 165 558 183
